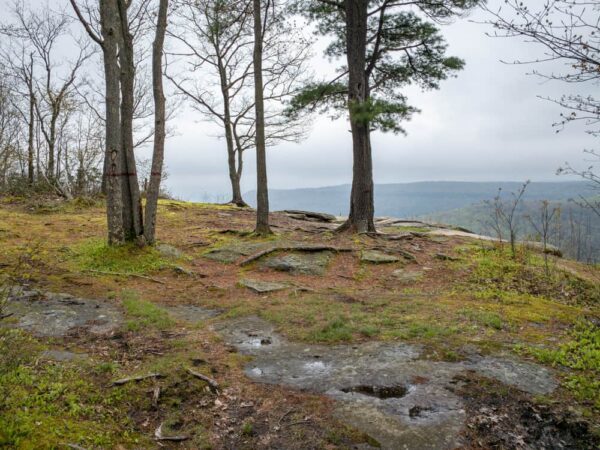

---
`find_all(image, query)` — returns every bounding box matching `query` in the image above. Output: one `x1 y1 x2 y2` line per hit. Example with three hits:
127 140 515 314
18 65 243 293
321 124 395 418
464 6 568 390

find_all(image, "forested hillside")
423 198 600 263
247 181 595 217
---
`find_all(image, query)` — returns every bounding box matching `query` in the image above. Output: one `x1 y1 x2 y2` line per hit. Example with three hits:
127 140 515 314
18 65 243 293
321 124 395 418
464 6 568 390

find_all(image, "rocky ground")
0 197 599 449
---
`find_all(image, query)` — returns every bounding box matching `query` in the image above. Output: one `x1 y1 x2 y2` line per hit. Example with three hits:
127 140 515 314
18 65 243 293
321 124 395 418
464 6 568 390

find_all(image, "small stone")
156 243 183 259
173 266 194 276
383 232 414 241
240 279 289 293
360 250 400 264
263 252 331 275
435 253 459 261
41 350 88 362
392 269 423 282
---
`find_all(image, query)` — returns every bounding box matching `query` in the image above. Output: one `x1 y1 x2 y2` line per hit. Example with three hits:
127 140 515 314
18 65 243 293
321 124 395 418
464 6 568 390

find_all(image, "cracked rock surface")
215 316 557 450
4 286 122 337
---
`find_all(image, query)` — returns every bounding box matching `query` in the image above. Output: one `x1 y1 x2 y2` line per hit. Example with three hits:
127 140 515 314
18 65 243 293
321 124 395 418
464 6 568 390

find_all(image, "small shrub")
241 421 254 436
0 329 39 375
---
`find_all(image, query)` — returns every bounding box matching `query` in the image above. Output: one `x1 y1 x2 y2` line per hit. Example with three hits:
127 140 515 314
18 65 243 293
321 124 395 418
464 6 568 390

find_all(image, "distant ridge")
245 181 594 218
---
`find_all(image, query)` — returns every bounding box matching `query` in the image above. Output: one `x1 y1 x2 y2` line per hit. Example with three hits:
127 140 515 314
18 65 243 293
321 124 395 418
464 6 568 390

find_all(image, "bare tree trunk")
100 0 124 244
101 152 108 194
338 0 375 234
27 72 34 184
231 165 245 206
117 0 143 241
76 155 85 194
144 0 168 245
227 139 246 207
233 127 248 206
253 0 270 235
217 58 247 207
47 112 57 180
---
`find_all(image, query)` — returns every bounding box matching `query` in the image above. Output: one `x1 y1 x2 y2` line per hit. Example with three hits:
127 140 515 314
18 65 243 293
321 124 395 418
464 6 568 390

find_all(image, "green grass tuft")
241 421 254 436
460 308 504 330
311 317 354 342
121 290 174 331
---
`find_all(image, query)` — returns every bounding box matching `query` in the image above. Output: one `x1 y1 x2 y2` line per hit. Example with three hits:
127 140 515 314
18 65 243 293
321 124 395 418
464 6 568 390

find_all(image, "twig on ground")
217 229 252 236
84 269 166 285
277 408 295 426
111 373 163 386
152 386 161 407
186 367 219 393
186 240 210 248
285 419 313 428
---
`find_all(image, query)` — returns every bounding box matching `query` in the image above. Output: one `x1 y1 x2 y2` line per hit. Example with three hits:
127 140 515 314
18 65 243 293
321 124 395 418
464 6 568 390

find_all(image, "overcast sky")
137 1 597 201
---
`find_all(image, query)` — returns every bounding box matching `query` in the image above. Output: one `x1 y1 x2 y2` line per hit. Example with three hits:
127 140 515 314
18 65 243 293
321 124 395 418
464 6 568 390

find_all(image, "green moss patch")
72 239 171 275
464 246 600 306
516 321 600 410
0 328 148 448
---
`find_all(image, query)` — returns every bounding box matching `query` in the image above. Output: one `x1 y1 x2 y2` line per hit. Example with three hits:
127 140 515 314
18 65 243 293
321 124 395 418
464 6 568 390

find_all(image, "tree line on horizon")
0 0 598 248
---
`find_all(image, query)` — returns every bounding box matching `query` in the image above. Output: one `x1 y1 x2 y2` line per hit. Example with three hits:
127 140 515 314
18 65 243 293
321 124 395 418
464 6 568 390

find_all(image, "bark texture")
253 0 270 234
339 0 375 233
144 0 169 244
116 0 143 242
100 0 124 244
27 61 34 184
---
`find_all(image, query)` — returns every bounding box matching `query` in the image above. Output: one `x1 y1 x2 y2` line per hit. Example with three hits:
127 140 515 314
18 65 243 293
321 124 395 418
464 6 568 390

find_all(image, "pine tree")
289 0 478 233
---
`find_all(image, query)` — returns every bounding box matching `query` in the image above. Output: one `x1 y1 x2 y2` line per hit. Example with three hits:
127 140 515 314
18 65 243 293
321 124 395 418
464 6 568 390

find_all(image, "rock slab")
4 287 122 337
361 250 401 264
216 316 557 450
263 252 332 276
240 279 289 293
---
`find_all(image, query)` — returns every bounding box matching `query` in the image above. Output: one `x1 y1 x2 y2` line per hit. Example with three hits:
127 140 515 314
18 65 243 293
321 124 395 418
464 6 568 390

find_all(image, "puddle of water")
341 384 408 399
242 337 272 348
303 361 329 373
409 405 434 419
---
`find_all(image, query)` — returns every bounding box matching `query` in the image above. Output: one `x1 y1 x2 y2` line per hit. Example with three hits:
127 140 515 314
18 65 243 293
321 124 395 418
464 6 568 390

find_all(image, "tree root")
238 244 354 266
84 269 166 285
